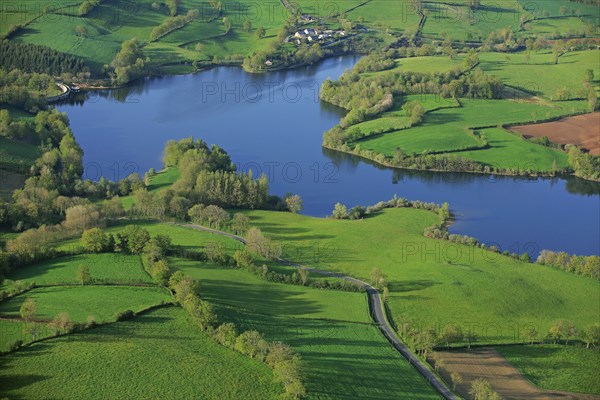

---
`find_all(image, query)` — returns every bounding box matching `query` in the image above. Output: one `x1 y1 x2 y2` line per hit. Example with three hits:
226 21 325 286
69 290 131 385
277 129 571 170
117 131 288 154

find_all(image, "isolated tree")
285 194 303 213
75 25 88 37
243 20 252 32
298 267 309 286
76 264 91 286
470 378 500 400
584 69 595 84
81 227 108 253
382 286 390 303
256 27 266 39
223 17 232 33
370 268 388 290
20 298 37 322
451 372 463 390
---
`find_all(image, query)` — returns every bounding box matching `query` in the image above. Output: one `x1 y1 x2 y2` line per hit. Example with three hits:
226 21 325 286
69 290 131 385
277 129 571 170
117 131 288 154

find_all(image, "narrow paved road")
178 222 459 400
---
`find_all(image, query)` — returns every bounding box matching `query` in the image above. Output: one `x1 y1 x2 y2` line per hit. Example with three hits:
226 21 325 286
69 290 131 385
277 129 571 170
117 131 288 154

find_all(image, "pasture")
1 253 151 286
0 306 283 399
0 286 171 322
498 344 600 395
236 208 600 345
356 98 588 170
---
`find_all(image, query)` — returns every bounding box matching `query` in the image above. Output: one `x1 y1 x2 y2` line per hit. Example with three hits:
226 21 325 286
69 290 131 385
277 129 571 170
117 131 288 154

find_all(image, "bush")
115 309 135 321
9 340 23 351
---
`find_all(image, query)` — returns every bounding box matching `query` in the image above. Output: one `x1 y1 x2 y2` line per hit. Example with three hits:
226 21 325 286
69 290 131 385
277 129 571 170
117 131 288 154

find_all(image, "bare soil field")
511 113 600 155
433 348 600 400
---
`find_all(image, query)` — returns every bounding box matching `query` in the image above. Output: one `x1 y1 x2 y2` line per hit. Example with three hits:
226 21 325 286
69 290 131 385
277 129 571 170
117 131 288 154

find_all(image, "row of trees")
150 9 199 41
79 0 103 16
536 250 600 279
0 40 89 77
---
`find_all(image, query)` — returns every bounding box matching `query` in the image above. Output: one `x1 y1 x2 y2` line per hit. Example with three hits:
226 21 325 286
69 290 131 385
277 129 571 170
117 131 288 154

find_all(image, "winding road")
177 222 459 400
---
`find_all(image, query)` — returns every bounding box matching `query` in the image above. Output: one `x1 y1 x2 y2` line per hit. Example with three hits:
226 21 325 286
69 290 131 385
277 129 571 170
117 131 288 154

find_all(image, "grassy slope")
498 344 600 395
169 258 370 323
169 254 440 399
358 98 581 170
478 50 600 100
0 136 41 170
1 253 152 286
237 208 600 344
0 306 283 400
0 286 171 322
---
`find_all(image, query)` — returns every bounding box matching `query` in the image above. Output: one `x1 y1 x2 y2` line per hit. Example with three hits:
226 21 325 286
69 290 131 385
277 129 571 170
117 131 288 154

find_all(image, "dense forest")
0 40 89 77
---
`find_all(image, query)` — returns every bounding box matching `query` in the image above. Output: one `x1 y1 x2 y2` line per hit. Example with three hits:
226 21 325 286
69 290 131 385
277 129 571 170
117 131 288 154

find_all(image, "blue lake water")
57 56 600 256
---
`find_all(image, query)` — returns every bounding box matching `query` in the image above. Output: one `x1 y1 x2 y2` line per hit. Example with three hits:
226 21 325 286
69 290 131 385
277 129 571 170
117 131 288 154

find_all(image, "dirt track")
511 113 600 155
434 347 600 400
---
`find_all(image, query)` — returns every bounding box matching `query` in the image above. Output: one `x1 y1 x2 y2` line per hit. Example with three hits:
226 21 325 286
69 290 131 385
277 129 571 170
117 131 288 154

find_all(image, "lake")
57 56 600 256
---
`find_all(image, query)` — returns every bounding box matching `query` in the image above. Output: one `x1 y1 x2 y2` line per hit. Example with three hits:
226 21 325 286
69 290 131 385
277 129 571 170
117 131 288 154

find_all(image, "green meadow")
1 253 151 286
357 98 582 170
237 208 600 344
0 286 170 322
498 344 600 394
0 306 283 400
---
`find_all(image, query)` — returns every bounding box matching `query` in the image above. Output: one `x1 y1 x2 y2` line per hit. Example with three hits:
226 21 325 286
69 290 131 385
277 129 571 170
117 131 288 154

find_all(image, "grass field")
1 253 151 286
169 258 370 323
478 50 600 100
498 344 600 395
119 167 180 209
218 304 441 399
0 136 41 170
356 98 586 170
234 208 600 345
0 306 283 399
0 286 171 322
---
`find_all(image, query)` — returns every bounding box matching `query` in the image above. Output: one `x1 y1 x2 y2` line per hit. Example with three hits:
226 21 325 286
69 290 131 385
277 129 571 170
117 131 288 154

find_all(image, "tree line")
0 40 89 77
150 9 199 41
537 250 599 280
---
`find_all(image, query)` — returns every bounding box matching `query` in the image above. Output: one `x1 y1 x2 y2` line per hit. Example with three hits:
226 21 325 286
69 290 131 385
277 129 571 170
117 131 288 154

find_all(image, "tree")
243 20 252 32
549 319 566 343
235 330 268 359
213 323 238 347
433 356 446 372
441 324 463 348
523 325 538 344
122 225 151 254
183 294 216 330
332 203 348 219
298 267 309 286
564 320 577 344
370 268 388 290
76 264 91 286
49 312 72 334
151 259 171 286
256 27 266 39
223 17 232 33
285 194 303 213
75 25 88 37
231 213 250 235
584 69 595 84
20 298 37 322
81 227 108 253
469 378 500 400
582 324 600 349
450 371 463 390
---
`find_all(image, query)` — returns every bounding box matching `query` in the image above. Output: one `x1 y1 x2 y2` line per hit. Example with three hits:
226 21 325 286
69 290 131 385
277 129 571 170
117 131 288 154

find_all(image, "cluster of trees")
109 38 147 85
162 137 281 210
469 379 501 400
567 145 600 182
353 51 396 73
547 320 600 348
150 9 199 41
536 250 599 279
0 69 54 112
79 0 103 16
0 40 89 77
